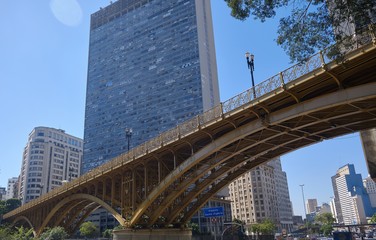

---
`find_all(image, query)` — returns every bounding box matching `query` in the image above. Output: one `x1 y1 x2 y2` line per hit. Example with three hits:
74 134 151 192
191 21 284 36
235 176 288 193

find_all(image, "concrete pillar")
113 228 192 240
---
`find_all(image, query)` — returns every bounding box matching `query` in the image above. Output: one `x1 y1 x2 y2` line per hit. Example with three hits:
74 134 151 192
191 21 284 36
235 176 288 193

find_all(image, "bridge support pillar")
113 228 192 240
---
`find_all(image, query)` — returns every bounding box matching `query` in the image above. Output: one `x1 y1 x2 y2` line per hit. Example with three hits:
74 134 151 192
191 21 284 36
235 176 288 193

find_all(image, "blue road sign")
203 206 224 217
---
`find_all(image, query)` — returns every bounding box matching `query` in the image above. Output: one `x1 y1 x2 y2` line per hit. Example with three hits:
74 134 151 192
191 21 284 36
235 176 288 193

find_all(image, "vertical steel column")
121 174 124 217
111 177 115 207
103 180 106 201
132 169 136 213
144 165 148 198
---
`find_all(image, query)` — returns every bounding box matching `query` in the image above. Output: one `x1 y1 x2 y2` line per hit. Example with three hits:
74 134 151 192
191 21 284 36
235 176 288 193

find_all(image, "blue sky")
0 1 369 217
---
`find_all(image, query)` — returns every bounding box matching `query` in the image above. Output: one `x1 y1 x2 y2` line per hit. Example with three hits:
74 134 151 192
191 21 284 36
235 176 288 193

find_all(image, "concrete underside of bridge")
113 228 192 240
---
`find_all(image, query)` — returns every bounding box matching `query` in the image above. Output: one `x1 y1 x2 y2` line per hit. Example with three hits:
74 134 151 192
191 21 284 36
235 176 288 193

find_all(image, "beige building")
227 158 293 234
306 199 318 214
18 127 83 204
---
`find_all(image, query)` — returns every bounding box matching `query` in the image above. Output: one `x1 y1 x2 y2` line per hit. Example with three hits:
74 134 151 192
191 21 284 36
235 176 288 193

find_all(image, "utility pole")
300 184 307 218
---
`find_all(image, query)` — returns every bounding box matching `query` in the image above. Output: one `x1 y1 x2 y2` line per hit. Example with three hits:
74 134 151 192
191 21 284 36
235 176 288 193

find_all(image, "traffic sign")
203 206 224 217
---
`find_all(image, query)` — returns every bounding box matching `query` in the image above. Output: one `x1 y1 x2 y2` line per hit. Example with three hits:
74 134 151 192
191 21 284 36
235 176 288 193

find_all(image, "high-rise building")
306 199 318 214
227 158 293 234
331 164 375 225
82 0 220 173
5 177 18 200
18 127 83 204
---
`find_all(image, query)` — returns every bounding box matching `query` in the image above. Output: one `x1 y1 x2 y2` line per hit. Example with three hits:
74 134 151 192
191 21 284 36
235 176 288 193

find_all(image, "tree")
0 199 21 215
38 226 68 240
102 228 113 238
12 226 34 240
224 0 376 62
370 213 376 223
79 221 97 238
188 222 200 235
315 212 335 236
251 219 276 235
5 199 21 213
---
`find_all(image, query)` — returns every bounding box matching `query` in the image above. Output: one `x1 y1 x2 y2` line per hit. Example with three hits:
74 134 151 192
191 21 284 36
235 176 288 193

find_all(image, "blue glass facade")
82 0 219 173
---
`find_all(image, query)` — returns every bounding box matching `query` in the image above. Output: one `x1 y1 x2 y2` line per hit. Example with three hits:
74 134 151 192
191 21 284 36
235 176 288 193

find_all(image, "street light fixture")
300 184 307 220
125 128 133 151
245 52 256 99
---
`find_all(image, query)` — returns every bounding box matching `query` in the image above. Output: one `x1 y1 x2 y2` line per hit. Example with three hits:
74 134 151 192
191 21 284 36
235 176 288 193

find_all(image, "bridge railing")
5 23 375 219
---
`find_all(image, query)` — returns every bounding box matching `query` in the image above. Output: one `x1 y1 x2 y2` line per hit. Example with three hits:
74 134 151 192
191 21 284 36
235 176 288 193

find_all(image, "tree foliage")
79 221 97 238
315 212 335 236
38 226 68 240
251 219 276 235
0 199 21 215
12 226 34 240
370 213 376 223
102 228 113 238
224 0 376 62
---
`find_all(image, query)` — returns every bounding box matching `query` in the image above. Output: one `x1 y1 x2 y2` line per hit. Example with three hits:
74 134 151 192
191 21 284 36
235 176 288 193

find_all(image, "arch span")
12 216 37 237
131 82 376 226
37 193 125 236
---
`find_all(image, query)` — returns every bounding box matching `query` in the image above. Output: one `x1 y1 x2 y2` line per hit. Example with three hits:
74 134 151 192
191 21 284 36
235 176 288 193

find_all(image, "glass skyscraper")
82 0 219 173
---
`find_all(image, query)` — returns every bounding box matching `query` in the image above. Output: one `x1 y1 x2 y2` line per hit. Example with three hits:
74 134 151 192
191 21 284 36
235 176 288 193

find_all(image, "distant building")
363 176 376 208
292 215 304 231
306 199 318 214
319 203 332 214
18 127 83 204
227 158 293 233
331 164 375 224
5 177 18 200
191 196 232 238
0 187 6 200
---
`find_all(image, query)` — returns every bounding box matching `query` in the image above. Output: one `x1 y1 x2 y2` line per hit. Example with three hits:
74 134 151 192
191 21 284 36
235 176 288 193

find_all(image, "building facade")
18 127 83 204
0 187 6 201
82 0 220 173
306 199 318 214
363 176 376 208
227 158 293 234
191 197 232 238
331 164 375 225
5 177 19 200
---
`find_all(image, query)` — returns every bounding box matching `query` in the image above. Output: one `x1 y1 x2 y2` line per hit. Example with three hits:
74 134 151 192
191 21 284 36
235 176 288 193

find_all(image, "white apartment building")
5 177 18 200
18 127 83 204
227 158 293 234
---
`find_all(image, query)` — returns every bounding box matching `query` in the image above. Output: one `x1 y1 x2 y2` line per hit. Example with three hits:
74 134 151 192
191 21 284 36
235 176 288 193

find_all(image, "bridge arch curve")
37 193 125 236
12 215 37 237
131 82 376 226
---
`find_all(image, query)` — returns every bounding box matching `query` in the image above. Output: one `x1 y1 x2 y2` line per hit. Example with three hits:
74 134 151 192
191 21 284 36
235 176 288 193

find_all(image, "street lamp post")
300 184 307 219
125 128 133 151
245 52 256 99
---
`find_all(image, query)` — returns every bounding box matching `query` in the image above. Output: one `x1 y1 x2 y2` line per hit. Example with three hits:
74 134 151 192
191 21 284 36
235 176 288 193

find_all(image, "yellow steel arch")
37 193 125 236
12 216 37 237
132 82 376 226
